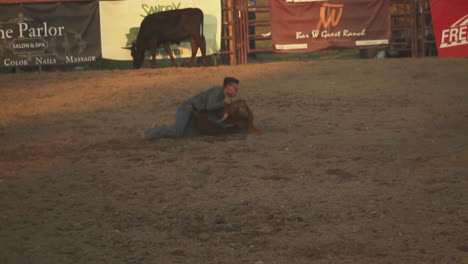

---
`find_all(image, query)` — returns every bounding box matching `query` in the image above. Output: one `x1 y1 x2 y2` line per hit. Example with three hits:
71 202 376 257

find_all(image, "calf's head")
219 100 261 134
193 99 261 135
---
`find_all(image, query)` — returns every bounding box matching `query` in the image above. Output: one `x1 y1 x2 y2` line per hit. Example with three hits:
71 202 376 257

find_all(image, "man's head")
223 77 240 97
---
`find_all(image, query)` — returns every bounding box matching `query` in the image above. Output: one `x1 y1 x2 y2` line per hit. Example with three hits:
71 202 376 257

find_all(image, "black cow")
130 8 208 69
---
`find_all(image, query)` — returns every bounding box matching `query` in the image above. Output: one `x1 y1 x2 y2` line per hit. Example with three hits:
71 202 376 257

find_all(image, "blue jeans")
146 102 194 140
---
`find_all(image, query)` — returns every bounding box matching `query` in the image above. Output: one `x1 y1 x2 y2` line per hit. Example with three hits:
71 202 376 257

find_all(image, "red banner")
269 0 390 52
431 0 468 58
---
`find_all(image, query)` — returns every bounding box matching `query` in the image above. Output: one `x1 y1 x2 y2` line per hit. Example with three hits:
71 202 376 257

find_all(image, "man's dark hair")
223 77 240 88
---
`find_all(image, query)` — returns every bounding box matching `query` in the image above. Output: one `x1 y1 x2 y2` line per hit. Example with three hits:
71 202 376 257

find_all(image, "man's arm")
205 88 231 111
207 112 234 128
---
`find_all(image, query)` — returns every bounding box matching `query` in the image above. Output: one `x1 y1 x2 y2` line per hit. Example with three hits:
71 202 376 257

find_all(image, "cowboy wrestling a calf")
142 77 260 140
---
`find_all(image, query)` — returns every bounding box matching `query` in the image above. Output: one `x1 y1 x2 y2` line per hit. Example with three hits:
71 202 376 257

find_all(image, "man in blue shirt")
142 77 240 140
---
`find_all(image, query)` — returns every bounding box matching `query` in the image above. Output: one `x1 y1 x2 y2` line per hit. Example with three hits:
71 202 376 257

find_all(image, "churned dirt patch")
1 58 468 264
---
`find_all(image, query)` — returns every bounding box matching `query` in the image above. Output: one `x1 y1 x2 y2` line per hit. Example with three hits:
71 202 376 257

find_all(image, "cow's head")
130 42 145 69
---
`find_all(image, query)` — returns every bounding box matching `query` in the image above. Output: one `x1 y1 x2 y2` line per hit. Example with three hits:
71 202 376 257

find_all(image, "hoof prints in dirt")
164 203 307 245
81 139 139 152
325 168 358 182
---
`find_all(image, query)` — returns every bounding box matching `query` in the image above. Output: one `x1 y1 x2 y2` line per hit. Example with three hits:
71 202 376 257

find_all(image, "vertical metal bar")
411 0 418 57
238 0 248 64
235 0 241 64
237 1 243 64
419 0 436 57
221 1 230 65
419 0 425 57
242 0 249 63
227 0 236 65
234 0 240 64
212 53 218 66
235 0 244 64
236 0 243 64
423 0 427 56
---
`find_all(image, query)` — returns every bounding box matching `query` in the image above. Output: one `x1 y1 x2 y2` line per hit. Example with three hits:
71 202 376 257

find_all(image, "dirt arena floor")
1 58 468 264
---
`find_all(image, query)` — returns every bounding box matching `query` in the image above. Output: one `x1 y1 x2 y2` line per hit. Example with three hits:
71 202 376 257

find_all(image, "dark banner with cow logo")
269 0 390 52
431 0 468 58
0 1 101 68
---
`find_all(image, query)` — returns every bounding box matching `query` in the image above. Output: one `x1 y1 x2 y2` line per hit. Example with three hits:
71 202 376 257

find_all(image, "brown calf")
193 99 261 135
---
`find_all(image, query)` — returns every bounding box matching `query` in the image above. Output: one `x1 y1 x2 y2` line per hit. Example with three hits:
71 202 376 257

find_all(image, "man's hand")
224 96 233 104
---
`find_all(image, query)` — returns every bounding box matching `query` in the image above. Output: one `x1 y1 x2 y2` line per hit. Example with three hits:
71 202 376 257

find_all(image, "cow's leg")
190 32 208 66
163 43 177 67
187 38 198 67
198 35 208 66
148 40 158 68
149 53 157 68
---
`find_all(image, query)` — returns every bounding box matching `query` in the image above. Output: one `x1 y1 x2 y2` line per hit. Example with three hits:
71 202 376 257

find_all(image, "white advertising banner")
99 0 221 60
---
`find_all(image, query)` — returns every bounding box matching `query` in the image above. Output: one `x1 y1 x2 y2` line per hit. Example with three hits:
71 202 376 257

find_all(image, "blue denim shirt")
184 85 227 112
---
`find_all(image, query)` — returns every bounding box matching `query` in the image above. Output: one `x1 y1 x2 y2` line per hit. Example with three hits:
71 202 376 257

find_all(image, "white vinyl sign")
99 0 221 60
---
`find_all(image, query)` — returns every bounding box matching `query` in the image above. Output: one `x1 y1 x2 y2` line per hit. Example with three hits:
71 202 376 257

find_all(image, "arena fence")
1 0 438 71
220 0 438 65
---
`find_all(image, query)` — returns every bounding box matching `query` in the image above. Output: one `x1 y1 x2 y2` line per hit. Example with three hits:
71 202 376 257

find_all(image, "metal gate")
219 0 273 65
417 0 437 56
389 0 437 57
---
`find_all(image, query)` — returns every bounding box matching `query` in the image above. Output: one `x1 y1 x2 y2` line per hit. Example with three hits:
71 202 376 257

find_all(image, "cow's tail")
200 13 204 37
